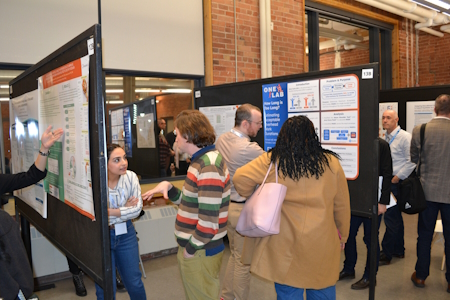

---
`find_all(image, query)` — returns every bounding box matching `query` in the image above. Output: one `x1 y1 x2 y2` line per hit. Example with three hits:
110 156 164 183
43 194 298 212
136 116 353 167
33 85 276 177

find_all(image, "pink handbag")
236 162 287 237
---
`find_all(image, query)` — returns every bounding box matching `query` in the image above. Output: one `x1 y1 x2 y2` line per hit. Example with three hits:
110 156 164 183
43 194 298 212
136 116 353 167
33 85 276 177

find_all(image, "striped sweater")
168 145 230 255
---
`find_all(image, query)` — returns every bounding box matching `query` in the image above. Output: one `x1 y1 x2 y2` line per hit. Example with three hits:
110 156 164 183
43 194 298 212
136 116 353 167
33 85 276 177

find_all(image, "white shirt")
385 125 416 180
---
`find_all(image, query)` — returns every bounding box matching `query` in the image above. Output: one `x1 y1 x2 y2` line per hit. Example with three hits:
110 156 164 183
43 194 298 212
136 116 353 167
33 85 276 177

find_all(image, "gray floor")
35 213 449 299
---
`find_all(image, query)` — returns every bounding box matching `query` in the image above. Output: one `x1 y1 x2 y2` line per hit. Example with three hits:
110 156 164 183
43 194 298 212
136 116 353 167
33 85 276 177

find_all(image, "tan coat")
234 152 350 289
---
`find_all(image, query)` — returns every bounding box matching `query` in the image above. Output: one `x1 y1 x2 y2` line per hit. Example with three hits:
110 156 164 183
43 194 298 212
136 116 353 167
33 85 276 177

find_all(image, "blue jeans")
415 201 450 282
381 183 405 260
95 220 146 300
274 283 336 300
343 215 382 279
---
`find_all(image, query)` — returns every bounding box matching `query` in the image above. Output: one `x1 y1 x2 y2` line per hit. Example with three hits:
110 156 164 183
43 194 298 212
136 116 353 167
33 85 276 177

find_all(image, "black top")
378 138 393 205
0 163 47 300
0 164 47 195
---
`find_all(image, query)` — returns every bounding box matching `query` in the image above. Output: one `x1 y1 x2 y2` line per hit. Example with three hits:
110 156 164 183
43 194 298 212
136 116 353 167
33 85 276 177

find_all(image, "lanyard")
230 128 248 139
387 128 401 145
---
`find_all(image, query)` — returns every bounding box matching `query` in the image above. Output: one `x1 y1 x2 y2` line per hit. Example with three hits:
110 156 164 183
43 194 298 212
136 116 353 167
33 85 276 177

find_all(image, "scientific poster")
10 90 48 218
406 101 435 133
38 55 95 220
200 105 239 139
262 74 360 179
136 113 156 148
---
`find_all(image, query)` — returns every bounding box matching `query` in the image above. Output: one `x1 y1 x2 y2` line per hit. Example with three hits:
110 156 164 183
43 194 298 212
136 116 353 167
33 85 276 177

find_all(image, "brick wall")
211 0 304 85
417 29 450 87
1 102 10 159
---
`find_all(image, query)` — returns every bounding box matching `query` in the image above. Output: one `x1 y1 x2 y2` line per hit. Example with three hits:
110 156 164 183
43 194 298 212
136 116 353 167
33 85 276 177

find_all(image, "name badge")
115 222 127 236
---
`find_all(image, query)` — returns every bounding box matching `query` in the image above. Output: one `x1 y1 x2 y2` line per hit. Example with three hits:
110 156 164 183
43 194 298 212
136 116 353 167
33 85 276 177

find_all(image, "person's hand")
125 196 139 207
340 242 345 250
40 126 64 150
183 248 195 259
391 175 400 184
142 181 173 201
378 203 387 215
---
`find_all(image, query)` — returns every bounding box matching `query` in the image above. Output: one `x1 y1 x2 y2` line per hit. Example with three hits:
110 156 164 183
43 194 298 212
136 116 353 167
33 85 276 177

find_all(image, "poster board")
195 64 380 217
9 25 112 296
108 97 159 179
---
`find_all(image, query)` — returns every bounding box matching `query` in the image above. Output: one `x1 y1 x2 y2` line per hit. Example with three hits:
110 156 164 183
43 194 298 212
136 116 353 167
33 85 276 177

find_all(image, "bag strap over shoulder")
261 162 278 186
417 123 426 177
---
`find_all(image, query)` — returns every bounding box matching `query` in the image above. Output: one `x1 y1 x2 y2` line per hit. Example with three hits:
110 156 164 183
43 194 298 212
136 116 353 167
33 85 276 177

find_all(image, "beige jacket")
234 152 350 289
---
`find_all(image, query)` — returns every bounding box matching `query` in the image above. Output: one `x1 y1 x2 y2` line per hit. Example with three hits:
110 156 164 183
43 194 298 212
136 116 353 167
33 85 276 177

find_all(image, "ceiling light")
160 89 192 94
135 89 161 93
105 89 123 93
0 97 10 101
425 0 450 10
0 85 9 89
106 100 124 104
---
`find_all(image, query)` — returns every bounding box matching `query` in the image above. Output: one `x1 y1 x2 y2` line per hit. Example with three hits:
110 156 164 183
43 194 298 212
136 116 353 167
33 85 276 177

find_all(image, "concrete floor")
35 213 449 299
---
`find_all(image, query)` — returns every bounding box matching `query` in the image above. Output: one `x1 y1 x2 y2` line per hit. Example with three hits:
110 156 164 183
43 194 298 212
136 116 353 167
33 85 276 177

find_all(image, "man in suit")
410 94 450 293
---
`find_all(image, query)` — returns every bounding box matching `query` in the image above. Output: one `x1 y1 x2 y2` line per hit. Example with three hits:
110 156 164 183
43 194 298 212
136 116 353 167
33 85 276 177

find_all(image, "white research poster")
200 105 239 139
406 101 435 133
38 55 95 220
10 90 48 218
287 79 320 112
320 75 358 110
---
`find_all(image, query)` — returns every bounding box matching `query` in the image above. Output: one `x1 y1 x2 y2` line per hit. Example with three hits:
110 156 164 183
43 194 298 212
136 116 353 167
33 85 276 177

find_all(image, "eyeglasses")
247 120 263 126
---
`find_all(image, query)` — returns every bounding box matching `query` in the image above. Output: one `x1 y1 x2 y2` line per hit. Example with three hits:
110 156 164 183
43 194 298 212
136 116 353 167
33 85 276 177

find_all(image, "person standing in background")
157 119 174 177
410 94 450 293
216 104 264 300
379 110 416 265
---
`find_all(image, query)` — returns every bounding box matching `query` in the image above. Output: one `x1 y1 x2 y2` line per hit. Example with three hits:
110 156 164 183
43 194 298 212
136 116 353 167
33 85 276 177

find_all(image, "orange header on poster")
42 59 82 89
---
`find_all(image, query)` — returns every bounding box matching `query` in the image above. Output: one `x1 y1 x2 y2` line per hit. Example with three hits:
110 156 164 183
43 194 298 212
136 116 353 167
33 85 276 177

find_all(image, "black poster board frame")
108 96 160 179
195 63 380 218
9 25 112 298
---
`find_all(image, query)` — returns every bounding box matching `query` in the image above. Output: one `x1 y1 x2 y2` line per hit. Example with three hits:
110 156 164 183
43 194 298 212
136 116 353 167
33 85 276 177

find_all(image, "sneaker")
116 269 126 292
72 272 87 297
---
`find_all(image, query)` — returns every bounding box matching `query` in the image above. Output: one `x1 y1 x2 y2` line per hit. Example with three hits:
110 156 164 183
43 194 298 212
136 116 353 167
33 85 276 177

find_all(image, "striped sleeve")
115 171 143 223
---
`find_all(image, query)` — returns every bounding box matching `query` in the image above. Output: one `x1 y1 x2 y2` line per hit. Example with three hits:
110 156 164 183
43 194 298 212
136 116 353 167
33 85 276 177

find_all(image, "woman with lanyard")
95 144 146 300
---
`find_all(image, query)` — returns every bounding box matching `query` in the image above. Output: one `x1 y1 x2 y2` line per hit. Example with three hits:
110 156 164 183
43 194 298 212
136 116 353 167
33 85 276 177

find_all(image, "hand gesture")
142 181 173 201
41 126 64 150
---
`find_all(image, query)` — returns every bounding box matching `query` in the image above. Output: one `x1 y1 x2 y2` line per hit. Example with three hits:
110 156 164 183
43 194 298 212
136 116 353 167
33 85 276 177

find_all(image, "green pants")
177 246 224 300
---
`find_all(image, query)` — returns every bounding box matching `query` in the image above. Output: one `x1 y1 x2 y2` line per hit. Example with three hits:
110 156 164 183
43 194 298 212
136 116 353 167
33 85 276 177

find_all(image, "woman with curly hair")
233 116 351 300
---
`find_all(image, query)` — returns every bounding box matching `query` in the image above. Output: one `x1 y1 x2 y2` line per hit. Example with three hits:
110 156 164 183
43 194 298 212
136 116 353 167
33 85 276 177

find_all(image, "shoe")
411 271 425 288
339 269 355 280
379 253 391 266
116 269 126 292
447 284 450 293
351 277 374 290
392 253 405 258
72 272 87 297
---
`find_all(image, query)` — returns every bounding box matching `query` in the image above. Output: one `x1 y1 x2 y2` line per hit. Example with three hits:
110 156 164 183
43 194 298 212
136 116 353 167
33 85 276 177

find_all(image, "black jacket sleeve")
0 164 47 195
378 138 393 205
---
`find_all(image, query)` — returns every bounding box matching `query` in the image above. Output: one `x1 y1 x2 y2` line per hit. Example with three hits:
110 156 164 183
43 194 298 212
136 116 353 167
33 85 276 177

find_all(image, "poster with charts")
38 55 95 220
406 101 435 134
200 105 239 139
9 90 48 218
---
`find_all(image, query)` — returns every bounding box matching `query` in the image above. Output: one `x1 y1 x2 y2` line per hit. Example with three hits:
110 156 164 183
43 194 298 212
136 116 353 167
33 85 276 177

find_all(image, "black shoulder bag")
398 123 427 214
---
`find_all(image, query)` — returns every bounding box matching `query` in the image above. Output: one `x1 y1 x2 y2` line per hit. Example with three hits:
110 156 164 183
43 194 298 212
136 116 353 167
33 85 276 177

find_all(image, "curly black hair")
269 115 339 180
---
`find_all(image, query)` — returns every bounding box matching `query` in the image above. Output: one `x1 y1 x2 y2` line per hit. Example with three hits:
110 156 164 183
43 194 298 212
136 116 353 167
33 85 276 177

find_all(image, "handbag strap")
260 162 278 186
417 123 426 177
